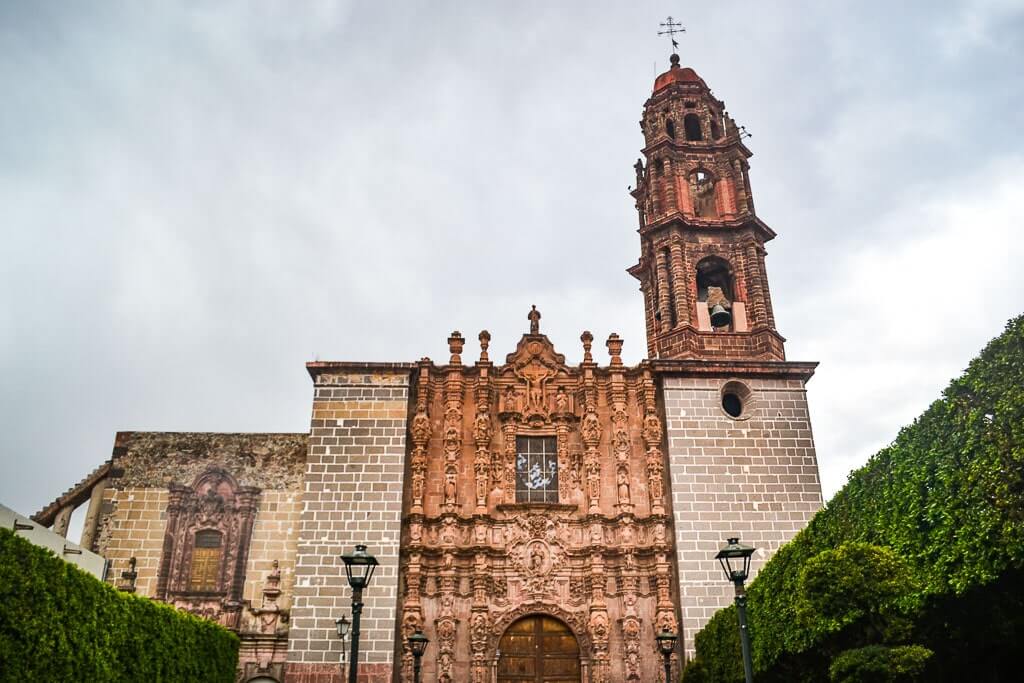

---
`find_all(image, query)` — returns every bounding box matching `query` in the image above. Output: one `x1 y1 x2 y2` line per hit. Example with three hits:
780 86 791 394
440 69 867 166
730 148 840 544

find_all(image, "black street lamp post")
715 537 756 683
340 545 378 683
334 615 350 679
655 629 678 683
408 629 429 683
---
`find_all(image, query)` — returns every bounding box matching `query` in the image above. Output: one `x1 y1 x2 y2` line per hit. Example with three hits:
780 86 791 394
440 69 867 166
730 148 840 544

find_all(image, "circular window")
722 392 743 418
720 380 754 420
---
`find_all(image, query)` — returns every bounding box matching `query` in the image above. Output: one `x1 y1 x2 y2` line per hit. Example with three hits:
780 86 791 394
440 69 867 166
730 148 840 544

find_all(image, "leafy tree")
797 543 917 649
828 645 932 683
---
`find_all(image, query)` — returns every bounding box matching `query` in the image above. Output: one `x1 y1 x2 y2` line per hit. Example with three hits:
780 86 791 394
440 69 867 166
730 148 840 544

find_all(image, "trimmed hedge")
687 315 1024 681
0 528 238 682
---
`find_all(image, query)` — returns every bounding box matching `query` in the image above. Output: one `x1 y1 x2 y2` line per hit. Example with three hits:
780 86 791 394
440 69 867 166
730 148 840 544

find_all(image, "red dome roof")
653 54 707 92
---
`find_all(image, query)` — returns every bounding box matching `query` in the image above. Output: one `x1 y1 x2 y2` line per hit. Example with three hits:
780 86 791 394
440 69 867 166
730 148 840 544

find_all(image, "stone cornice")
647 358 818 381
305 361 416 382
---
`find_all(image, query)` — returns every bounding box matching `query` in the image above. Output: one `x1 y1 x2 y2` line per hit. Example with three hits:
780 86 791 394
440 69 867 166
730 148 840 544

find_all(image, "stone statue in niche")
555 386 569 413
581 405 601 444
617 468 630 501
642 412 662 445
503 385 518 414
473 409 491 445
411 411 430 444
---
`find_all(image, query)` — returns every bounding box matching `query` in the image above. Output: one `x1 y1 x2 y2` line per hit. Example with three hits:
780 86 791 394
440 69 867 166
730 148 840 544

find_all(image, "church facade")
34 54 823 683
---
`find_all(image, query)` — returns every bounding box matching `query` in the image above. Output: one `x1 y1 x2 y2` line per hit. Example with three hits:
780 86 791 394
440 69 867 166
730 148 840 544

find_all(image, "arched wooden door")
497 615 581 683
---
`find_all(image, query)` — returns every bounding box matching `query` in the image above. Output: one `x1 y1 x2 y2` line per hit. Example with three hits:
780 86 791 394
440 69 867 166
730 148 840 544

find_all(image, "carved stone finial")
528 305 541 335
478 330 491 362
448 331 464 365
581 331 594 363
606 333 624 366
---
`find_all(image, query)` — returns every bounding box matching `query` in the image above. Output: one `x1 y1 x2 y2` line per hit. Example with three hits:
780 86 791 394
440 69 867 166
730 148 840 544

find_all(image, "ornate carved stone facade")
397 317 678 683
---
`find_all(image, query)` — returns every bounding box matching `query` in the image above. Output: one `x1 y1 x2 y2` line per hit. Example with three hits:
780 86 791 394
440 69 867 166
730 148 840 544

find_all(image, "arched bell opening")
696 256 736 331
497 615 581 683
683 113 703 141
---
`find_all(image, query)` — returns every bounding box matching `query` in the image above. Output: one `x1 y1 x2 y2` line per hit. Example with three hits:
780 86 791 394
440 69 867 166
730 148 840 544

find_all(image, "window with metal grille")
515 436 559 503
189 530 222 592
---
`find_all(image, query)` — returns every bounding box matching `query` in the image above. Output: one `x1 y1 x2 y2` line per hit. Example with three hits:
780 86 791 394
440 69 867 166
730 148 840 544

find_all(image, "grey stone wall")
662 374 822 656
286 366 412 682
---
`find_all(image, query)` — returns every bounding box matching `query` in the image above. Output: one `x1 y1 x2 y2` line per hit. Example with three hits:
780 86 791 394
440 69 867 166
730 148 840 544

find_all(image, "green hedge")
688 315 1024 681
0 528 238 682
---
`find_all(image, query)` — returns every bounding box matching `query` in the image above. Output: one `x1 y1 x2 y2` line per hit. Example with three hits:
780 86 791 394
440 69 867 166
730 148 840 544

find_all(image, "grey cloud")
1 1 1022 524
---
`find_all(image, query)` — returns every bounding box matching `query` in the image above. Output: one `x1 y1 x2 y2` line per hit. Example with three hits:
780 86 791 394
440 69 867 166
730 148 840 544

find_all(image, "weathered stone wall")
662 373 822 656
286 365 412 683
97 487 169 596
94 431 307 607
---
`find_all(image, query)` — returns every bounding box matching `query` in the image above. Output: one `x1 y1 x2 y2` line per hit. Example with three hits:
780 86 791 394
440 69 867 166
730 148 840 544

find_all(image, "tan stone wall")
91 432 308 604
96 486 305 606
662 374 822 656
97 487 168 596
286 367 411 683
243 489 303 607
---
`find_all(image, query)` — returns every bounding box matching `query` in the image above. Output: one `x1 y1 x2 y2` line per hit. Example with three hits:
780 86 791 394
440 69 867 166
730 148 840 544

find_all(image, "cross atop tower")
657 16 685 53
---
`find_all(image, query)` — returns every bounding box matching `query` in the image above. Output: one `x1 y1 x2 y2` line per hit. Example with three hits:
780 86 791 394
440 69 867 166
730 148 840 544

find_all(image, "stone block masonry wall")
243 490 303 607
96 487 168 596
287 365 413 683
662 374 823 656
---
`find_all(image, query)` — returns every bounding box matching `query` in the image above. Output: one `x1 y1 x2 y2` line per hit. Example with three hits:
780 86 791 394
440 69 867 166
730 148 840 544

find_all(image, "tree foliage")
686 315 1024 681
828 645 932 683
0 528 238 682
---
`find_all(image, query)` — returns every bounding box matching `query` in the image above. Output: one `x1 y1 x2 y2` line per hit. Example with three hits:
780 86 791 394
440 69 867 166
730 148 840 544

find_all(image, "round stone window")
720 380 754 420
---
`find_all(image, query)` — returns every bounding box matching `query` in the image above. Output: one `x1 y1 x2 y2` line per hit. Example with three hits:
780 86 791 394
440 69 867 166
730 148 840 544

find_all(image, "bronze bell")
709 303 732 328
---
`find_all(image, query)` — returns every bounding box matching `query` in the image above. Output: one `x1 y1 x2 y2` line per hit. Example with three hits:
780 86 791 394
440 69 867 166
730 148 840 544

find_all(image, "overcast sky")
2 1 1022 536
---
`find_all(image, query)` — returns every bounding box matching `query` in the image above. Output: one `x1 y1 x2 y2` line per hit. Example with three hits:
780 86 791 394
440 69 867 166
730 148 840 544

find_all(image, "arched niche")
691 169 719 218
683 113 703 141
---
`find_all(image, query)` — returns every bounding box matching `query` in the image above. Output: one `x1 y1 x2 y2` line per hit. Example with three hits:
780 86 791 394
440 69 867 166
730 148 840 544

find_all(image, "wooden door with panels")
497 615 581 683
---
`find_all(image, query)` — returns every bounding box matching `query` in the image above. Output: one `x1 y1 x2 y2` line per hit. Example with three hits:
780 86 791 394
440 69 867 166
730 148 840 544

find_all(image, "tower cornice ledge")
305 361 416 382
641 136 753 158
637 214 777 242
647 358 818 381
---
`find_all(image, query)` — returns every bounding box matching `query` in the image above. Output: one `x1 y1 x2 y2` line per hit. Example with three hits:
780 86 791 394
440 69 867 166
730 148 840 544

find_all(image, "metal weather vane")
658 16 685 53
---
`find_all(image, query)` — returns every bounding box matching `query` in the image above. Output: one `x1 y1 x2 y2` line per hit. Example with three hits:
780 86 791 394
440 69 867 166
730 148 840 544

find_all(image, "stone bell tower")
632 53 825 657
628 53 785 362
